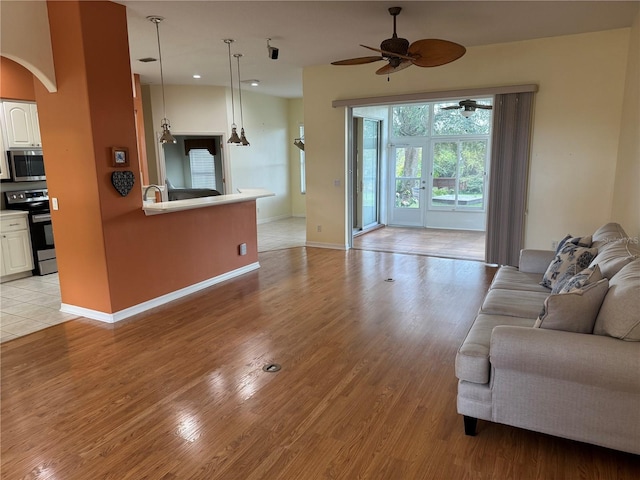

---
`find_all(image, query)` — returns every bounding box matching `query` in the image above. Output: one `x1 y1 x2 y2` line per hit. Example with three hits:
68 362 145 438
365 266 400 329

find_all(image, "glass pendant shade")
160 118 176 144
240 128 249 146
228 124 241 144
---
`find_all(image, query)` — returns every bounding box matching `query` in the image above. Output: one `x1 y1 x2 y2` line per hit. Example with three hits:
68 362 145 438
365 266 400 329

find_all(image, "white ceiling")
119 1 639 98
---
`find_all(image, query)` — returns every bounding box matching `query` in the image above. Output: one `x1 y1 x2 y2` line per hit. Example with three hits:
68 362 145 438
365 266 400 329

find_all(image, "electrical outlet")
317 225 322 232
551 240 558 250
239 243 247 255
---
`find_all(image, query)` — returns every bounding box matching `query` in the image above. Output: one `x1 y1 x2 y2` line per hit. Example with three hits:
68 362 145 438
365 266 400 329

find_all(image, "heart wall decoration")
111 170 135 196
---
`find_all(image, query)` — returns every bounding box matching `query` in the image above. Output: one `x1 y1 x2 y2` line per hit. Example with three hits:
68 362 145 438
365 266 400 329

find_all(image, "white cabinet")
0 127 8 180
2 101 42 148
0 213 34 277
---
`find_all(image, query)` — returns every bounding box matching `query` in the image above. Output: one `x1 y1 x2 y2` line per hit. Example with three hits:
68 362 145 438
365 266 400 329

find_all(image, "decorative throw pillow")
540 243 598 290
553 264 603 294
555 234 592 254
534 278 609 333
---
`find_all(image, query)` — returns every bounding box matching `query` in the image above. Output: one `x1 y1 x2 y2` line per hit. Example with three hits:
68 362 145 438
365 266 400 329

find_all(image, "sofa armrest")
518 249 555 274
490 326 640 392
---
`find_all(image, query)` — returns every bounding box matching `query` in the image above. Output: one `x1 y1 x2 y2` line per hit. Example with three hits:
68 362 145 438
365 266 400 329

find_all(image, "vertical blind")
485 92 535 266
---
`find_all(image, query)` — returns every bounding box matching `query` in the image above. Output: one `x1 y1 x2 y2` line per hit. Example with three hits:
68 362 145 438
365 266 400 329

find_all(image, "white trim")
60 262 261 323
257 213 291 225
332 84 538 108
305 241 348 250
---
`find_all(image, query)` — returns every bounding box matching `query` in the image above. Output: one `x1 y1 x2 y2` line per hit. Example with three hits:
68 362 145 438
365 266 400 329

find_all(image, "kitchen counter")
142 188 274 216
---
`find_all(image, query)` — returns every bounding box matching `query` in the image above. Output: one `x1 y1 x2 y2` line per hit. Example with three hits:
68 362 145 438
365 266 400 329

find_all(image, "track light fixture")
147 16 176 144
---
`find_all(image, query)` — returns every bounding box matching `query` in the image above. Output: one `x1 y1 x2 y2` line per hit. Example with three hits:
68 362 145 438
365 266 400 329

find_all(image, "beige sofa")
455 223 640 454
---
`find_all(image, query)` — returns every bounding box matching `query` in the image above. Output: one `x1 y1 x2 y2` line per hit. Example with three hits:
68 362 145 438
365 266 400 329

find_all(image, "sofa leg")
463 416 477 436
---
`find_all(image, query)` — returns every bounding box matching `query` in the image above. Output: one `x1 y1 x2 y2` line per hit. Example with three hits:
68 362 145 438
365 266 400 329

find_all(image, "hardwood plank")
1 248 638 479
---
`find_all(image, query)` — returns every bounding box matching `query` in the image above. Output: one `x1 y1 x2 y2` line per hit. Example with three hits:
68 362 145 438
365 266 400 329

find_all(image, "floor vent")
262 363 281 372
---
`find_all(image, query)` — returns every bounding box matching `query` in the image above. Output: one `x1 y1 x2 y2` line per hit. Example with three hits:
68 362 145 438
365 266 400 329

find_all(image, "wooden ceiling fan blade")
408 39 466 67
375 60 412 75
360 44 414 61
440 106 462 110
475 105 493 109
331 56 384 66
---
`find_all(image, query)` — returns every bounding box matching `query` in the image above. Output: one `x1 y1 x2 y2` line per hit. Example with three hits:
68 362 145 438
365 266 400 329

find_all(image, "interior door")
353 117 381 232
389 144 426 226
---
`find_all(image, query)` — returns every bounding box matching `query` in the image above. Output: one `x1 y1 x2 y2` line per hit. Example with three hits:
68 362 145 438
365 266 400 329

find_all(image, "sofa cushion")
456 314 536 384
589 239 638 279
540 243 598 290
490 266 550 293
555 264 603 294
591 222 628 249
534 278 609 333
481 289 550 318
593 259 640 341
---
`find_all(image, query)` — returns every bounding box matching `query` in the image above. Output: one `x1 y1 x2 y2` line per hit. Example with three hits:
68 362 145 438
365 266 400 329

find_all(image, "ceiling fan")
440 99 493 117
331 6 466 75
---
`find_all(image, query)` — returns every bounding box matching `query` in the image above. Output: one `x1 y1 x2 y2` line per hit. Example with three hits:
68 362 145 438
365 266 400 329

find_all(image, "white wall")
146 85 291 222
303 28 631 250
0 0 56 92
612 11 640 239
288 98 306 217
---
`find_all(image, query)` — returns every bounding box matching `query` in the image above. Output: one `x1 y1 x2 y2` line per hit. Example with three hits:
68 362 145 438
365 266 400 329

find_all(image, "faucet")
143 184 163 202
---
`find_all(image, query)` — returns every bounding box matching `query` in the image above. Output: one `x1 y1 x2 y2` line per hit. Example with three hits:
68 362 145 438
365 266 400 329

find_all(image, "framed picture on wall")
111 147 129 167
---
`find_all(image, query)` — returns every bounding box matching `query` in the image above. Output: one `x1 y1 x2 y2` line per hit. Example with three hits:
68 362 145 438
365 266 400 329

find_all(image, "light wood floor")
353 226 486 262
2 248 638 479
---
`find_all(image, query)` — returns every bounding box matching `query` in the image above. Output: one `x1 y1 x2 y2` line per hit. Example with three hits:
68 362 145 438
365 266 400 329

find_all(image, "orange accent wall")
0 57 36 101
34 1 258 314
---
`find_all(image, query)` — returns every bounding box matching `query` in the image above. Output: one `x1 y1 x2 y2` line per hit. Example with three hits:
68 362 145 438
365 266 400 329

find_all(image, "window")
389 98 492 212
189 148 215 189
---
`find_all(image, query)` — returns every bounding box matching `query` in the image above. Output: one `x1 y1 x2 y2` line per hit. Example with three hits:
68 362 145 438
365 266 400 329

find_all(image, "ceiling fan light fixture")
148 16 176 144
461 108 474 118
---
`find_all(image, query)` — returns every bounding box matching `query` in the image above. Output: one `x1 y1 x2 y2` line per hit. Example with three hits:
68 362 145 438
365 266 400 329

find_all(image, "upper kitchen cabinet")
0 127 8 180
2 101 42 148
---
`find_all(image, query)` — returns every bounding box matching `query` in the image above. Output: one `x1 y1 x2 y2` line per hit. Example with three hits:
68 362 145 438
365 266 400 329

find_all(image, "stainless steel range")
4 189 57 275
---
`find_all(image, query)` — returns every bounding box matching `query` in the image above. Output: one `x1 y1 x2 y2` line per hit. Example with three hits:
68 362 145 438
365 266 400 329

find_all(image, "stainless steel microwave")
7 150 46 182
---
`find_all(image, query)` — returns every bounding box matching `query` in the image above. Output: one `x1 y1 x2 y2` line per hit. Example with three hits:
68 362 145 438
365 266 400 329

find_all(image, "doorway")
352 117 382 234
349 98 493 260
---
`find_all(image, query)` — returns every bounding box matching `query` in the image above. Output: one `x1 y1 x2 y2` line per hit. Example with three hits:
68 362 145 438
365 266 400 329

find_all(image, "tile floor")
0 273 80 343
257 216 306 252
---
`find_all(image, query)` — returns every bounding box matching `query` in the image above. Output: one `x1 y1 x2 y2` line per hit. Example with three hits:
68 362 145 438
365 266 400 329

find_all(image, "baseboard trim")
60 262 261 324
305 241 348 251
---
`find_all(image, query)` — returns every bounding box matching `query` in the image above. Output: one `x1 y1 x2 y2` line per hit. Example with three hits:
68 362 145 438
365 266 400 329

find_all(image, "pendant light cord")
227 41 236 125
154 20 168 121
236 55 244 128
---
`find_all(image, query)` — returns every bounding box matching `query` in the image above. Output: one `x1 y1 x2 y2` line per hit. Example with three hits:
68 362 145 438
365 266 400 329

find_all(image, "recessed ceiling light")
193 74 201 79
241 79 260 87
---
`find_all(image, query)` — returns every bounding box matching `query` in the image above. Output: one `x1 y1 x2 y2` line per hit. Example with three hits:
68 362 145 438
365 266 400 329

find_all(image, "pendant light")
224 39 242 144
234 53 250 146
147 16 176 144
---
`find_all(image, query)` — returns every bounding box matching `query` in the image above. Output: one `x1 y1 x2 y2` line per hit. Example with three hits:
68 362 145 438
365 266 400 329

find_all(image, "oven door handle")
32 213 52 223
